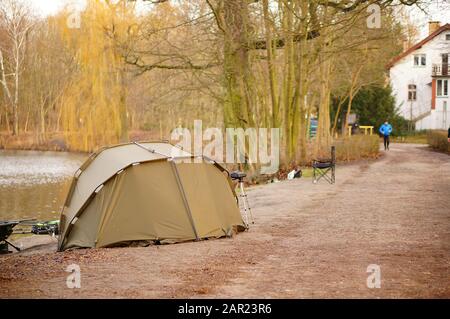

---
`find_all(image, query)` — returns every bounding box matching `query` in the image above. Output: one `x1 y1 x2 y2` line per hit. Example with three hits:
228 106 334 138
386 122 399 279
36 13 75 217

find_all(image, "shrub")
256 134 380 184
427 130 450 154
335 135 380 162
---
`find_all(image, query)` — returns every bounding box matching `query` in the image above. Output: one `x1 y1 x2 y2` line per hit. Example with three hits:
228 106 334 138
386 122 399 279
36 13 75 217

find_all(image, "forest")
0 0 423 167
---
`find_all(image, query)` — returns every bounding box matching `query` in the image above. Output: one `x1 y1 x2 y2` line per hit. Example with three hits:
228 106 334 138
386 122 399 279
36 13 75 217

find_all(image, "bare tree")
0 0 34 135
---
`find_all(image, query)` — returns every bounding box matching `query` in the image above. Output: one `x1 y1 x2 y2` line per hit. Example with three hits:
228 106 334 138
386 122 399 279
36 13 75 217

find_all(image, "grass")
300 167 314 178
393 133 428 144
244 167 313 186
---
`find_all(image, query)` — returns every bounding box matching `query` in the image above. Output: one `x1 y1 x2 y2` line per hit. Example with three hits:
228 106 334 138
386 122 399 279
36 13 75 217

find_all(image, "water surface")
0 150 86 221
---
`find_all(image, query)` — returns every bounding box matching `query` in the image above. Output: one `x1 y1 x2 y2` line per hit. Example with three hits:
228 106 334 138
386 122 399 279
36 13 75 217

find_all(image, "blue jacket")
379 123 392 136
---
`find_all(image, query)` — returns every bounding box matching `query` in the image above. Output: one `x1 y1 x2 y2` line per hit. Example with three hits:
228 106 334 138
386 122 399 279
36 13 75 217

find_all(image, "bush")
0 132 68 151
257 134 380 184
427 130 450 154
335 135 380 162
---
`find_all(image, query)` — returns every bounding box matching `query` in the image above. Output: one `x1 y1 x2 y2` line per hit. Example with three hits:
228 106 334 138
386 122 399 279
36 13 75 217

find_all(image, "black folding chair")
312 146 335 184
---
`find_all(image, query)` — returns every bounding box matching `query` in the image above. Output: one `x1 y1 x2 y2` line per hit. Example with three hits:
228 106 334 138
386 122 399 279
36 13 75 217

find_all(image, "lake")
0 150 86 221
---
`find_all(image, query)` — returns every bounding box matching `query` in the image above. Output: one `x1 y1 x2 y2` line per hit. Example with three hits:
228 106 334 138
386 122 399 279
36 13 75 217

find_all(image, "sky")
404 1 450 38
26 0 450 40
27 0 148 16
27 0 85 17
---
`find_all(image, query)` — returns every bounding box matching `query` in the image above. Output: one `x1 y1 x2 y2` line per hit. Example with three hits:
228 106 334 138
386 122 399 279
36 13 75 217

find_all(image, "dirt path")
1 143 449 298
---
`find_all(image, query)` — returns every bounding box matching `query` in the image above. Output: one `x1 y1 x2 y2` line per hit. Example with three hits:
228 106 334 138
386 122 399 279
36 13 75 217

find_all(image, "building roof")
386 23 450 69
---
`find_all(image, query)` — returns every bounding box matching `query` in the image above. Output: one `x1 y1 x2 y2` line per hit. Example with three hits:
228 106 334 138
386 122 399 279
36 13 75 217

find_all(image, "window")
408 84 417 101
414 54 426 66
446 34 450 41
437 79 448 97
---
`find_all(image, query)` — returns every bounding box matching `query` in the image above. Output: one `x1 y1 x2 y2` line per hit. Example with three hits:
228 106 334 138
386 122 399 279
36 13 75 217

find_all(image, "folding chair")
312 146 335 184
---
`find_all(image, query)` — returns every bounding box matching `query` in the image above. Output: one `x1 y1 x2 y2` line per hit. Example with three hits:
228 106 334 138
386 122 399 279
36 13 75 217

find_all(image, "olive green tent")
58 141 246 251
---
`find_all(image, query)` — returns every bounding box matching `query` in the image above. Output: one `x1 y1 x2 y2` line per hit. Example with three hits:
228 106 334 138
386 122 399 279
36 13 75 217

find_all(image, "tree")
0 0 426 166
60 0 136 151
0 0 34 135
350 85 410 136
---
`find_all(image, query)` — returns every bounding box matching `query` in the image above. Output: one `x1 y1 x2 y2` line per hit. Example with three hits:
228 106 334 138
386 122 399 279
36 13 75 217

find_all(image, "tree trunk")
342 64 364 135
262 0 279 128
13 51 19 136
316 56 332 155
0 50 14 134
12 103 18 136
119 68 129 142
343 90 355 136
331 94 348 137
282 0 295 163
216 0 254 128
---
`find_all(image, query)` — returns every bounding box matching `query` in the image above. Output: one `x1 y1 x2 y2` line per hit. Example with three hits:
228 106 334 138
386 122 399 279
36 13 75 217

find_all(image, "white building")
388 22 450 130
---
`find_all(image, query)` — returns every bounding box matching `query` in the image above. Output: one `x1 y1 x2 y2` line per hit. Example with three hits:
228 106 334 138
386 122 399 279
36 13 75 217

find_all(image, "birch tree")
0 0 34 135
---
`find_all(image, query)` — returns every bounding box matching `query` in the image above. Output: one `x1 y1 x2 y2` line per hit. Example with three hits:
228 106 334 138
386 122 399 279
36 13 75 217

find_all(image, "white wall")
416 98 450 130
389 29 450 130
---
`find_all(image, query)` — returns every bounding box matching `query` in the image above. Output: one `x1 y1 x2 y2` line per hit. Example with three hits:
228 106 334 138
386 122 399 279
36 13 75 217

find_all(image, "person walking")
379 121 392 150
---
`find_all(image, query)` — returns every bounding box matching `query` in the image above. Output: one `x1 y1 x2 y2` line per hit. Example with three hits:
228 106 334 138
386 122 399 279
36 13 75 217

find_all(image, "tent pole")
133 142 171 159
169 160 200 241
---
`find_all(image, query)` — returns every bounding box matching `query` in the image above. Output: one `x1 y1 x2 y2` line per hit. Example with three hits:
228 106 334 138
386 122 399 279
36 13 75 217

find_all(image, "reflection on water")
0 150 86 221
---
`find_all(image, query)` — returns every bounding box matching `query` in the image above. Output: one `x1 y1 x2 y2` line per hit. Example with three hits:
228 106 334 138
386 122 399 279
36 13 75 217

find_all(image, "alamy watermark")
366 264 381 288
170 120 280 174
67 2 381 30
66 3 82 29
367 4 381 29
66 263 81 289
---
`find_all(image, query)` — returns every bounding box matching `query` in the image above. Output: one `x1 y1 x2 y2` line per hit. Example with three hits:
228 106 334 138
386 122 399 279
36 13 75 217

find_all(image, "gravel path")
1 143 449 298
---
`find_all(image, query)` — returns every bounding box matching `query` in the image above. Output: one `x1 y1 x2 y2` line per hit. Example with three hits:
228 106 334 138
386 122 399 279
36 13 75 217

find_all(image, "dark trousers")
383 135 390 150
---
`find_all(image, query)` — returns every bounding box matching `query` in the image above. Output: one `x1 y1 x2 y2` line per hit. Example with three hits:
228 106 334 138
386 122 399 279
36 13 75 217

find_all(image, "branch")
251 30 320 50
125 55 220 74
131 0 169 3
316 0 419 12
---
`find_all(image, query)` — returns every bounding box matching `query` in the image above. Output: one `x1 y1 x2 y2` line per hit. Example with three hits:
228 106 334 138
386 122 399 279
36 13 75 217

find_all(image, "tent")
58 141 246 251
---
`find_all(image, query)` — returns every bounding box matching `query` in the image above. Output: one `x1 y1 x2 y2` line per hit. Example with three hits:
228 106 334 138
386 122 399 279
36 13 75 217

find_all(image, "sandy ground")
1 143 449 298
